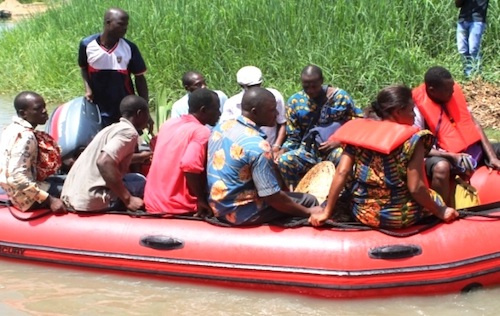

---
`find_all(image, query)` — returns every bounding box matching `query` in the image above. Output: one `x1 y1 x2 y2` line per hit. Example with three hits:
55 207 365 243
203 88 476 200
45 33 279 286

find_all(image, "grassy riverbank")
0 0 499 115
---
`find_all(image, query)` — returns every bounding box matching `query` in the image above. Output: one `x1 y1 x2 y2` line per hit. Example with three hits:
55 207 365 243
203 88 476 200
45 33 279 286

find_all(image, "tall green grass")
0 0 498 124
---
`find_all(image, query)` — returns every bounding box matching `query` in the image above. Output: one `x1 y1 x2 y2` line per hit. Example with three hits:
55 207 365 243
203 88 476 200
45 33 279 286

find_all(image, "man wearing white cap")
220 66 286 156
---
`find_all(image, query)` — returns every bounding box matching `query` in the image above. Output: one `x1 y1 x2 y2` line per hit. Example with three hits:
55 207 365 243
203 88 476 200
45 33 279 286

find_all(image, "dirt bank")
0 0 47 20
463 79 500 130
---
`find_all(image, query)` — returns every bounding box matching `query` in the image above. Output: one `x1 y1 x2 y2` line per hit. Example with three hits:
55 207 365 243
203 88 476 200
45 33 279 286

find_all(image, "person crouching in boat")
61 95 151 212
309 85 459 229
0 91 66 214
207 87 322 226
144 88 221 217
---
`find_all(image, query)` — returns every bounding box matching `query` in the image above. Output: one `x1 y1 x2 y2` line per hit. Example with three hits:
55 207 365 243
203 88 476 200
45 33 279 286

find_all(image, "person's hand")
136 151 153 163
438 206 459 223
194 200 213 218
48 196 67 215
84 90 93 103
273 147 287 163
449 152 468 166
126 196 144 211
308 208 330 227
318 140 340 154
488 157 500 171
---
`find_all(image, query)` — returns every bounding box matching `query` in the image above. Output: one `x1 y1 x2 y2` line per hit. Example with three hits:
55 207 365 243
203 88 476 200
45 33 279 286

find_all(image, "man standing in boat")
207 87 321 225
79 7 149 127
61 95 151 212
0 91 66 214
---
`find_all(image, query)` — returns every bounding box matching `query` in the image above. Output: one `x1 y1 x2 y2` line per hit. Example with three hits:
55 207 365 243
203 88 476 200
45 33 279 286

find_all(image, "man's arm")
135 74 149 103
185 172 211 217
80 68 93 102
263 191 312 217
96 152 143 211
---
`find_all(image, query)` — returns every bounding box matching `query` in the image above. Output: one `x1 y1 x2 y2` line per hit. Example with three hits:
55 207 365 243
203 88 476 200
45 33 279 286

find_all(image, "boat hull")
1 202 499 299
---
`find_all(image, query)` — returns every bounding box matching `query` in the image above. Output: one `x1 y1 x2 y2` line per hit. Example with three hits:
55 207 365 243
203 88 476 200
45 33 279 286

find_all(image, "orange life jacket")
329 119 419 154
412 83 481 153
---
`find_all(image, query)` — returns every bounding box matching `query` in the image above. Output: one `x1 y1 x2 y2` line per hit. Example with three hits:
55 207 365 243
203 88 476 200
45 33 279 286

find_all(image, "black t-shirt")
458 0 489 23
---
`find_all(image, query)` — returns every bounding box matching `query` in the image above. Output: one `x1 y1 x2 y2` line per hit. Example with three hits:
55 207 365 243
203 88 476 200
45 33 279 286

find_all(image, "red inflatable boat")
1 170 499 299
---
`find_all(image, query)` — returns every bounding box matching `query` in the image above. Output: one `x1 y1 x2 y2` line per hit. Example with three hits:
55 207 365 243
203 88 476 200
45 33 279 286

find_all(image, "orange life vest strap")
329 119 419 154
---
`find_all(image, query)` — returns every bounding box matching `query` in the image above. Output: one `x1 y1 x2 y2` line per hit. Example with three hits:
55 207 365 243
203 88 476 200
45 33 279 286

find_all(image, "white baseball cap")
236 66 263 86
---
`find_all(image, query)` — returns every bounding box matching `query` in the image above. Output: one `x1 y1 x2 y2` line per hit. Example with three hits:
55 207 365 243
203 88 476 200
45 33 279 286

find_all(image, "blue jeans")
108 173 146 210
457 21 486 76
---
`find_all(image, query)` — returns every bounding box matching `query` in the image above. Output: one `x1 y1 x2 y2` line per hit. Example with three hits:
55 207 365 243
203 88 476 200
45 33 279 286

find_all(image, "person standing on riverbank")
78 7 149 127
455 0 489 78
0 91 66 214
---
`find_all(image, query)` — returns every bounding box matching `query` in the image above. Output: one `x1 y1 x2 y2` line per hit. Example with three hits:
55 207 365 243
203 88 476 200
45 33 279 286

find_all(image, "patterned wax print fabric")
0 117 51 211
278 87 362 188
345 130 445 229
207 116 281 225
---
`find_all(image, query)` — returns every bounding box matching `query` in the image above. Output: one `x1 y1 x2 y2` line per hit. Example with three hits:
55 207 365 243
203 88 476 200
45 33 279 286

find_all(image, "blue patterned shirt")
207 116 281 225
283 87 362 151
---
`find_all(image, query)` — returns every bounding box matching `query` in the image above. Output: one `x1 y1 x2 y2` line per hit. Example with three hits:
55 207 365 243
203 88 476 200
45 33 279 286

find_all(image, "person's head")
119 95 150 130
181 71 207 92
424 66 455 104
369 85 415 126
301 64 324 99
103 8 129 40
14 91 48 128
241 87 277 127
188 88 221 126
236 66 263 90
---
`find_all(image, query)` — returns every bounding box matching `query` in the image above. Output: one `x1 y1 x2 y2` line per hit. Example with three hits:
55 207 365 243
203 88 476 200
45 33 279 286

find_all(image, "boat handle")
140 235 184 250
369 244 422 259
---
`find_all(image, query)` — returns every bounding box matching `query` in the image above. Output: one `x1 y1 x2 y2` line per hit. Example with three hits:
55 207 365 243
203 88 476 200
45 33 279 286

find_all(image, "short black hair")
301 64 323 80
188 88 218 113
13 91 41 114
241 87 275 112
182 71 202 86
424 66 453 88
119 95 148 117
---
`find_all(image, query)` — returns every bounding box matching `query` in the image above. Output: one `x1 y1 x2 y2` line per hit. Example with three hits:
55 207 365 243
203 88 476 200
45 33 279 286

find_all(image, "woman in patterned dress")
309 85 459 229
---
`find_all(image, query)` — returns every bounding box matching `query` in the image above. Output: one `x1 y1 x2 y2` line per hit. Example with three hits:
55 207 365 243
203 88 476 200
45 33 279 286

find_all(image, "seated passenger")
61 95 150 212
207 87 320 226
277 64 362 189
309 85 459 229
0 91 66 214
412 66 500 204
170 71 227 120
220 66 287 157
144 88 221 216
